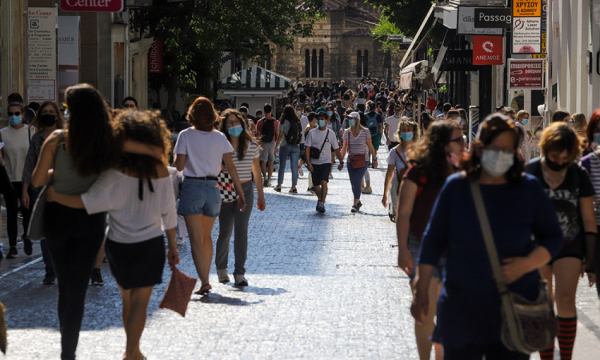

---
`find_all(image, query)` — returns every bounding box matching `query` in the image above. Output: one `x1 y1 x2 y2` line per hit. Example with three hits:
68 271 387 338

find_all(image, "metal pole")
124 1 130 97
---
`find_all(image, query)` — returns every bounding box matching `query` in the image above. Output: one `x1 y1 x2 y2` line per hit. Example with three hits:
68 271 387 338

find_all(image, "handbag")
348 130 366 168
217 171 236 203
310 129 330 160
159 267 197 317
469 180 558 354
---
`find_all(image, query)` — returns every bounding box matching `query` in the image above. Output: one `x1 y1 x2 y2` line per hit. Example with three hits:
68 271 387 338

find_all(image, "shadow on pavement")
195 293 265 306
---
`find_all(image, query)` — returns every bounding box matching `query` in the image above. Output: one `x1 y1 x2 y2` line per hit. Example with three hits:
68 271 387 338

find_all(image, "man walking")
385 104 402 150
256 104 279 187
305 112 343 213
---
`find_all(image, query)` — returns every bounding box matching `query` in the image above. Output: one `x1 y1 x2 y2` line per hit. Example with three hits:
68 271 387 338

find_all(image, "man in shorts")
305 112 343 213
256 104 279 187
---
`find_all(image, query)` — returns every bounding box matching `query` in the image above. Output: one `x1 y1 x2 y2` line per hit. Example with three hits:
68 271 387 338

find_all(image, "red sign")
473 36 504 65
148 39 163 74
509 59 544 88
59 0 123 12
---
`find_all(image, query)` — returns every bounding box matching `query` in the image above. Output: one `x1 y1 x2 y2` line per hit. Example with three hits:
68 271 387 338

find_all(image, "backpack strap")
526 157 541 175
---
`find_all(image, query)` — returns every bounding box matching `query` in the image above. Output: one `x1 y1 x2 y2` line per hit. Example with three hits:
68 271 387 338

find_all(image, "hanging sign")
509 59 544 89
513 0 542 17
473 36 504 65
457 7 503 36
474 8 512 29
148 38 163 74
60 0 123 12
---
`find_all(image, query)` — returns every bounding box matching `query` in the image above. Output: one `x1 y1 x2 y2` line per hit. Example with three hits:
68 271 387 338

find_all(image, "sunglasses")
8 112 21 116
449 137 465 144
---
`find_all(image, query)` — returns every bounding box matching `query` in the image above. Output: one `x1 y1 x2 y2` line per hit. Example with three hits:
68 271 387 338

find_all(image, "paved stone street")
1 148 600 359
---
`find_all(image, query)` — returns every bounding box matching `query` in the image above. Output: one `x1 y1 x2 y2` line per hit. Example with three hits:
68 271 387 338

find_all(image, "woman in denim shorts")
174 97 246 295
396 121 464 360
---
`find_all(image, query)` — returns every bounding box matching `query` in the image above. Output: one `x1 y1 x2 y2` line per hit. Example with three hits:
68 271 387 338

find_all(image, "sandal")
195 283 211 295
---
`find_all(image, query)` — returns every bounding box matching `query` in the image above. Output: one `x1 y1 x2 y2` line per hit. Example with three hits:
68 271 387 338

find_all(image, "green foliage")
372 16 406 55
438 84 447 94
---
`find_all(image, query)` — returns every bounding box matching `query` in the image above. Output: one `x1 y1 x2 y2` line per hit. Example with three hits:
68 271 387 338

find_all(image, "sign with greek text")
513 0 542 17
473 36 504 65
509 59 544 89
60 0 123 12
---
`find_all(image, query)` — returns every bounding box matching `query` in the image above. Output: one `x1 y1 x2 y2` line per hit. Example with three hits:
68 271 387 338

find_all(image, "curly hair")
112 110 171 179
64 84 119 177
408 121 458 184
220 109 258 161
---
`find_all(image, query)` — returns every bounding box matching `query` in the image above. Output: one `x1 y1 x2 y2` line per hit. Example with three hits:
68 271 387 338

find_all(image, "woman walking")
21 101 64 284
396 122 464 359
275 105 302 193
174 97 246 295
216 109 266 286
382 118 418 222
527 122 597 360
412 114 564 359
46 111 179 360
340 111 377 213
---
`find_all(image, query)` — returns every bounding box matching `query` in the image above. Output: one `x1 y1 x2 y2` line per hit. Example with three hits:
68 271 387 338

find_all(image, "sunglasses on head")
8 112 21 116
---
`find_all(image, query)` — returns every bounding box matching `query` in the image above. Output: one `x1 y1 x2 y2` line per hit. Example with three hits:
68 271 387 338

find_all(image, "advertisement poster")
512 17 541 53
509 59 545 89
28 8 57 103
58 16 80 103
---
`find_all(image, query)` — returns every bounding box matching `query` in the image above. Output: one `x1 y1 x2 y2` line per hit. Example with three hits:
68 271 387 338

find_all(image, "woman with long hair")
21 101 64 284
274 105 302 193
46 110 179 360
354 91 367 113
174 97 246 295
412 115 563 359
527 122 597 360
382 118 418 222
216 109 266 286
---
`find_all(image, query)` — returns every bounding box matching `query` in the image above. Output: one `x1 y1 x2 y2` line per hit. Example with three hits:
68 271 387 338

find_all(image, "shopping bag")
159 267 197 317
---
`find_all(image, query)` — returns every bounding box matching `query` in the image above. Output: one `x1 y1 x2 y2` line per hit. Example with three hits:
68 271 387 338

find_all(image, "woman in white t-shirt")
46 111 179 360
174 98 246 295
382 119 418 222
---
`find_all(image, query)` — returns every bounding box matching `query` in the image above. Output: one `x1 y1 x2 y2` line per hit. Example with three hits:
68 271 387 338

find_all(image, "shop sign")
148 39 163 74
457 7 503 36
442 50 479 71
28 8 57 103
512 17 541 53
509 59 544 89
513 0 542 17
473 36 504 65
60 0 123 12
474 8 512 29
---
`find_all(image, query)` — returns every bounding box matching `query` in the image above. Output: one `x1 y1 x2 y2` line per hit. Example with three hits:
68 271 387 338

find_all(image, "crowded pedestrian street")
0 155 599 359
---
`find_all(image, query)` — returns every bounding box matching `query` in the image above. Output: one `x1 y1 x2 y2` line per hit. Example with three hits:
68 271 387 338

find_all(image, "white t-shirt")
173 128 234 177
81 169 178 244
300 115 309 144
0 125 33 181
305 128 338 165
387 147 408 182
386 115 401 142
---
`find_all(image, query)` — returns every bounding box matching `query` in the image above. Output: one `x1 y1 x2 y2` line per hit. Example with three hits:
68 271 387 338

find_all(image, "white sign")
28 8 57 102
457 7 503 35
58 16 80 103
512 17 541 53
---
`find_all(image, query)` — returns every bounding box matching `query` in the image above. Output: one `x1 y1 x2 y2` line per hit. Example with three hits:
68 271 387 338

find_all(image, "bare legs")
411 277 443 360
118 285 153 360
184 214 217 286
314 180 328 204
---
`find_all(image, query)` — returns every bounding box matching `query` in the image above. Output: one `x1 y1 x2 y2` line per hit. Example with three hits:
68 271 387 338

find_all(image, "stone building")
269 0 404 89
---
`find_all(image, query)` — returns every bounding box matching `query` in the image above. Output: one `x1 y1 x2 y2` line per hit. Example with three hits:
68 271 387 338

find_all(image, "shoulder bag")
348 130 366 168
469 180 558 354
217 169 237 203
310 129 330 160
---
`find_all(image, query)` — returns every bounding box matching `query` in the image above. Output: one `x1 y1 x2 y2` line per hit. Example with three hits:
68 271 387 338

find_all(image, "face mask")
327 111 333 117
296 110 302 116
228 125 243 137
545 157 569 172
394 114 400 118
172 134 178 141
521 118 528 125
9 116 22 126
481 149 514 177
456 117 461 125
40 114 56 127
400 132 414 141
317 120 326 128
447 152 461 167
348 119 355 127
594 133 600 145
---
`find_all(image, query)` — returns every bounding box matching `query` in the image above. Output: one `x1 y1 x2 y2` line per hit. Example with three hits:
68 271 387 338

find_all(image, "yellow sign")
513 0 541 17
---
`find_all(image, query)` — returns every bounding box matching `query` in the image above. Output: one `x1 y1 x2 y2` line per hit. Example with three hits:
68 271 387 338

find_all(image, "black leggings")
44 202 105 360
0 167 31 247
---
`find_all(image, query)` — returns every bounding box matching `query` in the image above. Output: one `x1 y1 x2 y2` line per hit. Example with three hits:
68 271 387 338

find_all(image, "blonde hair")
516 110 530 121
396 117 418 144
572 113 588 133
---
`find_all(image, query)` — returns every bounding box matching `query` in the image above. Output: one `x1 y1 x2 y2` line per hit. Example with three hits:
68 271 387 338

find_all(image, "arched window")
305 49 310 78
319 49 324 78
311 49 318 79
363 50 369 77
357 50 362 77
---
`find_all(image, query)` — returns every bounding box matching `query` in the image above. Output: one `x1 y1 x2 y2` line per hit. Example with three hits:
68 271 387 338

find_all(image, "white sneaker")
298 166 304 177
218 269 230 284
176 237 184 246
234 274 248 286
329 173 333 179
363 186 373 194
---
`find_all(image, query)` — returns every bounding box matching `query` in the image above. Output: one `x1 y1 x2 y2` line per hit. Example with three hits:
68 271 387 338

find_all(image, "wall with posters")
28 7 57 104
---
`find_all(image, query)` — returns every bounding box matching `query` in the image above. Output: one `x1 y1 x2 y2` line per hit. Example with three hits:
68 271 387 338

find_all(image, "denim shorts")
178 178 221 217
408 233 446 281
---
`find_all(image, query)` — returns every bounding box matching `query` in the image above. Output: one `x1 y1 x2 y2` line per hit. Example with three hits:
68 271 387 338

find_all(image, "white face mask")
481 149 514 177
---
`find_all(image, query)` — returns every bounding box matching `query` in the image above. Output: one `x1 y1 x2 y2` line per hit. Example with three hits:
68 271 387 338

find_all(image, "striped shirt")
225 140 260 182
587 152 600 223
343 128 371 161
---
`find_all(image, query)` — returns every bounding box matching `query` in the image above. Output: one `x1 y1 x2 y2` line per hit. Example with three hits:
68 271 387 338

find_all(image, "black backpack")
285 120 302 145
261 118 275 143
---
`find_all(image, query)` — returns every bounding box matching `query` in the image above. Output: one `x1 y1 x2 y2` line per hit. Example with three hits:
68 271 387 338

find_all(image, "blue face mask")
228 125 243 137
521 118 529 125
327 111 333 117
348 119 355 127
317 120 326 128
172 134 178 141
594 133 600 145
296 110 302 116
400 132 414 141
9 116 22 126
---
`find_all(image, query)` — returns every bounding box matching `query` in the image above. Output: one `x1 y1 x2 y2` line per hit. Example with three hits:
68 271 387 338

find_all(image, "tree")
130 0 325 112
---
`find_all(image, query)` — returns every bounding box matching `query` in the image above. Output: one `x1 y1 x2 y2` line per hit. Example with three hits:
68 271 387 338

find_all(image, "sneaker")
217 269 230 284
298 166 304 177
266 180 272 187
6 247 18 259
263 178 268 187
362 186 373 194
43 270 56 285
317 202 326 213
357 201 363 211
176 237 184 246
289 187 298 194
23 235 33 256
90 268 104 286
307 187 315 194
234 274 248 287
274 184 282 192
351 205 359 213
329 173 333 179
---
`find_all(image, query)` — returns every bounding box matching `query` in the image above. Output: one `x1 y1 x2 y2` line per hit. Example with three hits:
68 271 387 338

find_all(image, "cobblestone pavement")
1 148 600 359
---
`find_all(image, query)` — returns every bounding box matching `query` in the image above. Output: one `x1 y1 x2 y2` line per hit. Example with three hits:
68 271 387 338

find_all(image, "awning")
400 61 436 90
218 66 291 90
398 4 437 70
